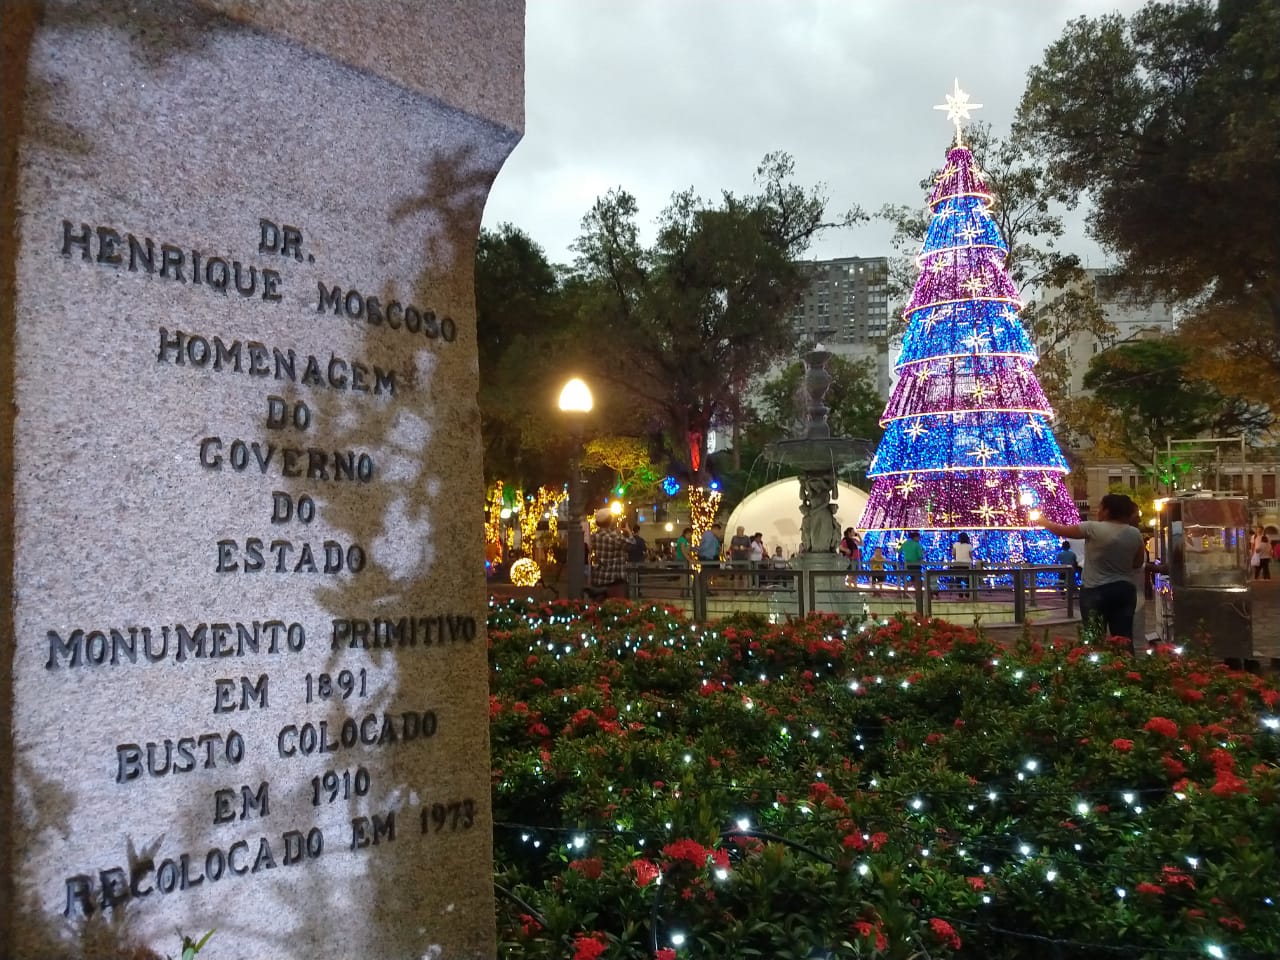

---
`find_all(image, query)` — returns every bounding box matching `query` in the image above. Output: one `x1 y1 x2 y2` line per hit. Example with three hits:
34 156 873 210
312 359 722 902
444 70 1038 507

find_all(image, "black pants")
1255 558 1271 580
1080 580 1137 639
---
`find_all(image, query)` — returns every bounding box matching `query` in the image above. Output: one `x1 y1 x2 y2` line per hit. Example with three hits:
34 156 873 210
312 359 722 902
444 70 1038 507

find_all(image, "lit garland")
519 485 568 542
860 93 1080 567
484 481 505 547
688 486 722 551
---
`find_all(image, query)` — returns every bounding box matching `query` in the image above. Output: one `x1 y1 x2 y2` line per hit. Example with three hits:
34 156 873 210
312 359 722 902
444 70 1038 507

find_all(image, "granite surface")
1 2 522 958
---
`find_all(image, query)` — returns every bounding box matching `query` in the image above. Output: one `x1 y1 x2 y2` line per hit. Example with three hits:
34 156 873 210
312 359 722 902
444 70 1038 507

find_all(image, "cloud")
484 0 1144 267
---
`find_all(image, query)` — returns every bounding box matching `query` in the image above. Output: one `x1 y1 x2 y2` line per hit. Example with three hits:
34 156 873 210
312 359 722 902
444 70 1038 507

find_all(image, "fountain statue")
763 347 874 555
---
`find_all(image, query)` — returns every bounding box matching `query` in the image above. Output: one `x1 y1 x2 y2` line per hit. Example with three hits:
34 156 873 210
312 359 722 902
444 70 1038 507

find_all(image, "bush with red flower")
490 599 1280 958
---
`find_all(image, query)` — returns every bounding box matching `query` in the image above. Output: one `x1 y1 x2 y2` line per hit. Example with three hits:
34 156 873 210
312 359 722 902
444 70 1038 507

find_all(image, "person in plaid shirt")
590 511 631 598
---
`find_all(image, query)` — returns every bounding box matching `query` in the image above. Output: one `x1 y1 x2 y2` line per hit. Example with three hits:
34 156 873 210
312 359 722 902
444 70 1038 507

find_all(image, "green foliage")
172 930 214 960
475 225 647 487
1081 336 1272 468
754 355 885 446
582 435 663 500
1018 0 1280 344
490 602 1280 959
571 153 865 480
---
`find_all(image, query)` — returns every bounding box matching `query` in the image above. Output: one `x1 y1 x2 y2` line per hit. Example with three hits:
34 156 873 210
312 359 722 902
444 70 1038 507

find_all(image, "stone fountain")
762 348 875 606
764 347 875 552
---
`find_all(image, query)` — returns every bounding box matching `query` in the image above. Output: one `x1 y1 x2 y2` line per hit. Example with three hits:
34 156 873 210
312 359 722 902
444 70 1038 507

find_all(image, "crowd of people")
579 496 1273 644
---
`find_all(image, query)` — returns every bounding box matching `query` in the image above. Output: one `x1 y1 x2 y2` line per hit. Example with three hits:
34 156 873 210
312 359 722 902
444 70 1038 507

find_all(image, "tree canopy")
1079 336 1272 469
1018 0 1280 345
570 153 863 481
753 355 885 447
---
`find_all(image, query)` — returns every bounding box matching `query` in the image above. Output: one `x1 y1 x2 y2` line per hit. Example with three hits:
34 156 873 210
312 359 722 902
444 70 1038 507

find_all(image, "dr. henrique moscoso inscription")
60 215 459 576
48 217 481 921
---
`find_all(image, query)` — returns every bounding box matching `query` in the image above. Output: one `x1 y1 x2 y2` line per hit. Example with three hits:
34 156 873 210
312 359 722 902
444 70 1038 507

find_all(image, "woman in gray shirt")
1041 493 1146 642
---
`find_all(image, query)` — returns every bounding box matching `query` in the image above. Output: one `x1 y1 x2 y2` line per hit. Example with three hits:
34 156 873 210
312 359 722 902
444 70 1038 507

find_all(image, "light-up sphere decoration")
661 475 682 496
509 558 541 587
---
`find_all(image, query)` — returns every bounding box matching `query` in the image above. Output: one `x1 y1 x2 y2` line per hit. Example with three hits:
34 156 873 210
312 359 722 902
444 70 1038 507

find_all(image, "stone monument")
1 2 522 958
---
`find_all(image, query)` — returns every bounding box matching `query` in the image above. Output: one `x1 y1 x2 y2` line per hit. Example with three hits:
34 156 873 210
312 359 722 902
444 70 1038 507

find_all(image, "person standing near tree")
899 531 925 590
674 527 693 567
588 510 630 600
951 532 973 599
1055 540 1079 594
1254 533 1272 580
1041 493 1145 643
839 527 861 570
698 522 724 567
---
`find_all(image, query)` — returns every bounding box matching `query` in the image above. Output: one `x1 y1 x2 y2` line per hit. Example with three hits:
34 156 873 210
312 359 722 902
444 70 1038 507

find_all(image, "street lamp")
558 377 593 599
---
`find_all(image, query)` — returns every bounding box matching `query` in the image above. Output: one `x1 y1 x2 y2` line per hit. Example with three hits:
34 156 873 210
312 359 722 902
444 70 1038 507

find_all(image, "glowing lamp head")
558 377 593 414
609 500 623 516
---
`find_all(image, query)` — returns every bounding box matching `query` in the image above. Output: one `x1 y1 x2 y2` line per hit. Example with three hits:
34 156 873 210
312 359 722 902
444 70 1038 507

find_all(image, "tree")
860 138 1079 566
474 224 567 485
474 225 643 488
1080 336 1273 470
581 435 663 501
571 153 863 482
754 355 885 447
878 124 1113 448
1018 0 1280 350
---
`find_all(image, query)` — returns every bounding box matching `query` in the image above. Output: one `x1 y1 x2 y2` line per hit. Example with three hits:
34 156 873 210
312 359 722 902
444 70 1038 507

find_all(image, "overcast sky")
483 0 1147 269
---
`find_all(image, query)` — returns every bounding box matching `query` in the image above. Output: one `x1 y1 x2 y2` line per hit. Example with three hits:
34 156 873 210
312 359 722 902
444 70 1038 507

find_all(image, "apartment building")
789 255 893 396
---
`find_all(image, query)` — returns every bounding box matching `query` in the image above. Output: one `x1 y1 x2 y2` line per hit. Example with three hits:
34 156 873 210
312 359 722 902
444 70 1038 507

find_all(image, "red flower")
966 876 986 890
519 913 541 937
869 832 889 851
629 858 660 887
1136 882 1165 896
1210 770 1248 796
1162 753 1187 778
1112 738 1135 752
1160 866 1195 890
1218 915 1246 931
1208 748 1236 771
655 950 676 960
663 838 711 867
572 932 608 960
843 833 866 850
569 857 604 880
928 918 962 950
852 920 888 952
1144 717 1179 737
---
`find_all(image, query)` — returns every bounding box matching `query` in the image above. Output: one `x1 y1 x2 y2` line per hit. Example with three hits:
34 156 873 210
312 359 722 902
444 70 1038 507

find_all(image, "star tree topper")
933 78 983 145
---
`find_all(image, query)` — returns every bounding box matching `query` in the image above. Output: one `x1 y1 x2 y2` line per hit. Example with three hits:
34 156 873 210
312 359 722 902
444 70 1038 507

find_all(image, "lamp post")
558 377 593 599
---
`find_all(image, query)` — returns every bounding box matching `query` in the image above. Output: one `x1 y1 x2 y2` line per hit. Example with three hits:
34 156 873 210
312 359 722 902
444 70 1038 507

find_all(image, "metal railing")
621 561 1077 625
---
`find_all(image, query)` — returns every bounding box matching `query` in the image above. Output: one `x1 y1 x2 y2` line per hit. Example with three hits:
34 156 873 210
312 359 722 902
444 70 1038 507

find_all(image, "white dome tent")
724 477 870 560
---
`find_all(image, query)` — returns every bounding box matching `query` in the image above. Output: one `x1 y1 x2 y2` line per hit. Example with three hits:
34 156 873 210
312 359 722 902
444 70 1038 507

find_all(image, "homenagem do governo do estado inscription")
45 217 481 919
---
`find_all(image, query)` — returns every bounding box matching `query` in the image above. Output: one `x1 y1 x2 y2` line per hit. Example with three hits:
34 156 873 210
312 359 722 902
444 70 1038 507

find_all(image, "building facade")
789 255 893 396
1048 268 1179 395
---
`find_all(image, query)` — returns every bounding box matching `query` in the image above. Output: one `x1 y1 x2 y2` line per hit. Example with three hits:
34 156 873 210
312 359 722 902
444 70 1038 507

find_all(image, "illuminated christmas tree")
859 81 1080 566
